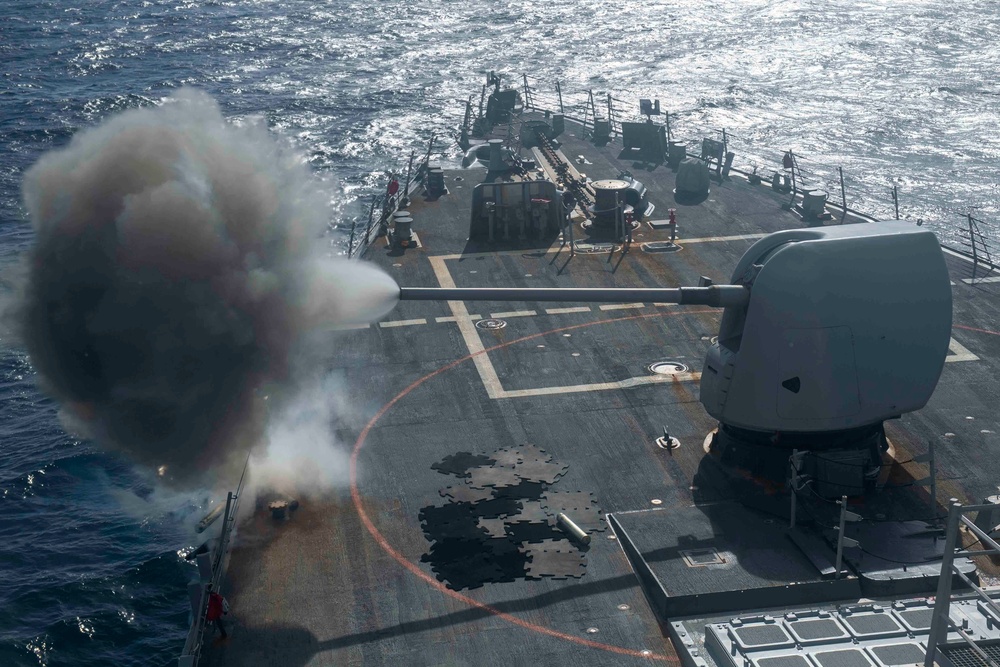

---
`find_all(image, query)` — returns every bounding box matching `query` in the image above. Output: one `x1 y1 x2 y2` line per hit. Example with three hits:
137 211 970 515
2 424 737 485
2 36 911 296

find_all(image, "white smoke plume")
18 90 397 489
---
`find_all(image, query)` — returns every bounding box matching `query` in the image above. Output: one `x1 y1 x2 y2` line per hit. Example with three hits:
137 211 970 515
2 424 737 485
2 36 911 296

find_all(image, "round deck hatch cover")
476 319 507 330
648 361 689 375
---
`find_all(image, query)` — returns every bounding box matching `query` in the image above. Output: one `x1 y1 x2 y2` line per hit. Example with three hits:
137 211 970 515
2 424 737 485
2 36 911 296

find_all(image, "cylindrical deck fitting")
398 285 749 308
557 513 591 545
487 138 506 172
196 503 226 534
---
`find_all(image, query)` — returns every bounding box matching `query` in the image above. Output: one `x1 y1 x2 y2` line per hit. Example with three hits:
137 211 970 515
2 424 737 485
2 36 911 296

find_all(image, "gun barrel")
398 285 748 308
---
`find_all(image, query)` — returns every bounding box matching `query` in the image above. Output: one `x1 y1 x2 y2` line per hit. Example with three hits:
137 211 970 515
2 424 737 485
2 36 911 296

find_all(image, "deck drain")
648 361 689 375
476 319 507 330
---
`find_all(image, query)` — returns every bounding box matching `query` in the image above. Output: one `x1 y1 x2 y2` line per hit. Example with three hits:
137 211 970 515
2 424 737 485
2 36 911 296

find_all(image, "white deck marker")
429 256 505 399
435 315 482 323
379 318 427 328
947 337 979 362
545 307 592 315
490 310 536 319
599 303 645 311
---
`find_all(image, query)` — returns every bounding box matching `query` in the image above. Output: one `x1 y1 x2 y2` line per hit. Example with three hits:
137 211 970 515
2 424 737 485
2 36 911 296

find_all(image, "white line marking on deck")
435 315 483 323
429 256 505 399
490 310 537 319
545 307 592 315
947 337 979 362
599 303 645 311
961 275 1000 284
333 323 371 331
379 318 427 328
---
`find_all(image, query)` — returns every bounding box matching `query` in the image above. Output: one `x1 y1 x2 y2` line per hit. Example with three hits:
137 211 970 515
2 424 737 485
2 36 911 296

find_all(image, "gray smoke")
19 90 397 488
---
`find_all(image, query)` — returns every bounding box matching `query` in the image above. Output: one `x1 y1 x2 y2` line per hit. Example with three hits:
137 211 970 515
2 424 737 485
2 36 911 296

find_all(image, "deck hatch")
787 618 849 643
476 318 507 330
754 656 811 667
870 643 926 666
812 649 875 667
842 613 904 637
895 608 933 631
680 547 725 567
731 624 791 648
648 361 690 375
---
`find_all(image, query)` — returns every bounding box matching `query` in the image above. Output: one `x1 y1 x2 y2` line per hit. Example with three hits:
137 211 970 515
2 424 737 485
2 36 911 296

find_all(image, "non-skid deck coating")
205 117 1000 666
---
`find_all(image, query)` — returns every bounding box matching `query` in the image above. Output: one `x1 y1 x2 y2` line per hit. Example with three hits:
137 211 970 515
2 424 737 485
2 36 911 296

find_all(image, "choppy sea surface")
2 1 999 664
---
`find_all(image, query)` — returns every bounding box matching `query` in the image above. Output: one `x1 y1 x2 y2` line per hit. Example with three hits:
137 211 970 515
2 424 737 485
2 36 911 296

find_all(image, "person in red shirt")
205 584 228 639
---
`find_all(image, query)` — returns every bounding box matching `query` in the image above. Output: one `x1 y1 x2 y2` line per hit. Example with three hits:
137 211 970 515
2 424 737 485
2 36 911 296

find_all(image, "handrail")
177 454 251 667
925 499 1000 667
518 73 995 263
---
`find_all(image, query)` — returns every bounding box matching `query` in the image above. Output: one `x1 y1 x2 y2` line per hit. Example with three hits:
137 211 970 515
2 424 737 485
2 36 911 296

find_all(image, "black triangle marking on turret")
781 377 801 394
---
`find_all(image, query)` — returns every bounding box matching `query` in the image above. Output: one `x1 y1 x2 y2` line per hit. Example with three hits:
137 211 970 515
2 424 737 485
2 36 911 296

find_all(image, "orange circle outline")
350 309 714 662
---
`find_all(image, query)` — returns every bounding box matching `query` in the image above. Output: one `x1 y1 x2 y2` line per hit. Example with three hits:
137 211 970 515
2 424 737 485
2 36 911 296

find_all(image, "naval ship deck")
202 115 1000 667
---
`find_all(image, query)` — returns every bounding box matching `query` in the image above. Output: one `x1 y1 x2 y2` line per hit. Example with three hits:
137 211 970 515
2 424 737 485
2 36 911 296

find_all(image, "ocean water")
2 1 999 664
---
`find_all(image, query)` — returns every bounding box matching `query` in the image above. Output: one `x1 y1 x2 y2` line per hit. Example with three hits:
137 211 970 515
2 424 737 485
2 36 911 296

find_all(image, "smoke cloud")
19 90 397 489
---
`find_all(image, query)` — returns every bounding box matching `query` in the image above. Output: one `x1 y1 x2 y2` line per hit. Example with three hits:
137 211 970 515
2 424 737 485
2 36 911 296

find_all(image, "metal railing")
346 133 435 260
925 499 1000 667
177 456 251 667
517 74 996 273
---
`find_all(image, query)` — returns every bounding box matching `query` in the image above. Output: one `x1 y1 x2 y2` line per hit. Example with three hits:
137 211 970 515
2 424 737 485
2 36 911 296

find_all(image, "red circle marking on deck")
351 309 712 662
954 324 1000 337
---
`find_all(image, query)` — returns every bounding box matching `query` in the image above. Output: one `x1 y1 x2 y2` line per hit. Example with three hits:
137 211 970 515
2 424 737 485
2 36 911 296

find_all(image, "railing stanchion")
839 167 847 223
925 499 961 667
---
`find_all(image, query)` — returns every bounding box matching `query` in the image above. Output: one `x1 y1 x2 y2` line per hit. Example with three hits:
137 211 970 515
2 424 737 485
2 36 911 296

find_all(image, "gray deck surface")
203 115 1000 666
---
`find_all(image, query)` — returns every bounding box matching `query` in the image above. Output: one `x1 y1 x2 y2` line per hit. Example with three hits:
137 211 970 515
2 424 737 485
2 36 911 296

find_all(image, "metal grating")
812 649 875 667
897 609 933 631
789 619 848 641
843 614 902 636
870 643 926 666
733 625 791 647
757 656 811 667
939 644 1000 667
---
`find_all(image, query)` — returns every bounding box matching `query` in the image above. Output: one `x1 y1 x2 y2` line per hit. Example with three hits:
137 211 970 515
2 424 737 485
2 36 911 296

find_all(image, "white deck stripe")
599 303 645 311
490 310 537 319
961 275 1000 284
379 318 427 328
435 315 483 323
545 307 592 315
429 256 505 400
332 323 371 331
947 337 979 363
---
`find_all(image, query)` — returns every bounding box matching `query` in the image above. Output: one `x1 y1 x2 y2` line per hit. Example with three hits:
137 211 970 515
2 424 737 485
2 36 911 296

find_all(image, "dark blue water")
3 1 1000 664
